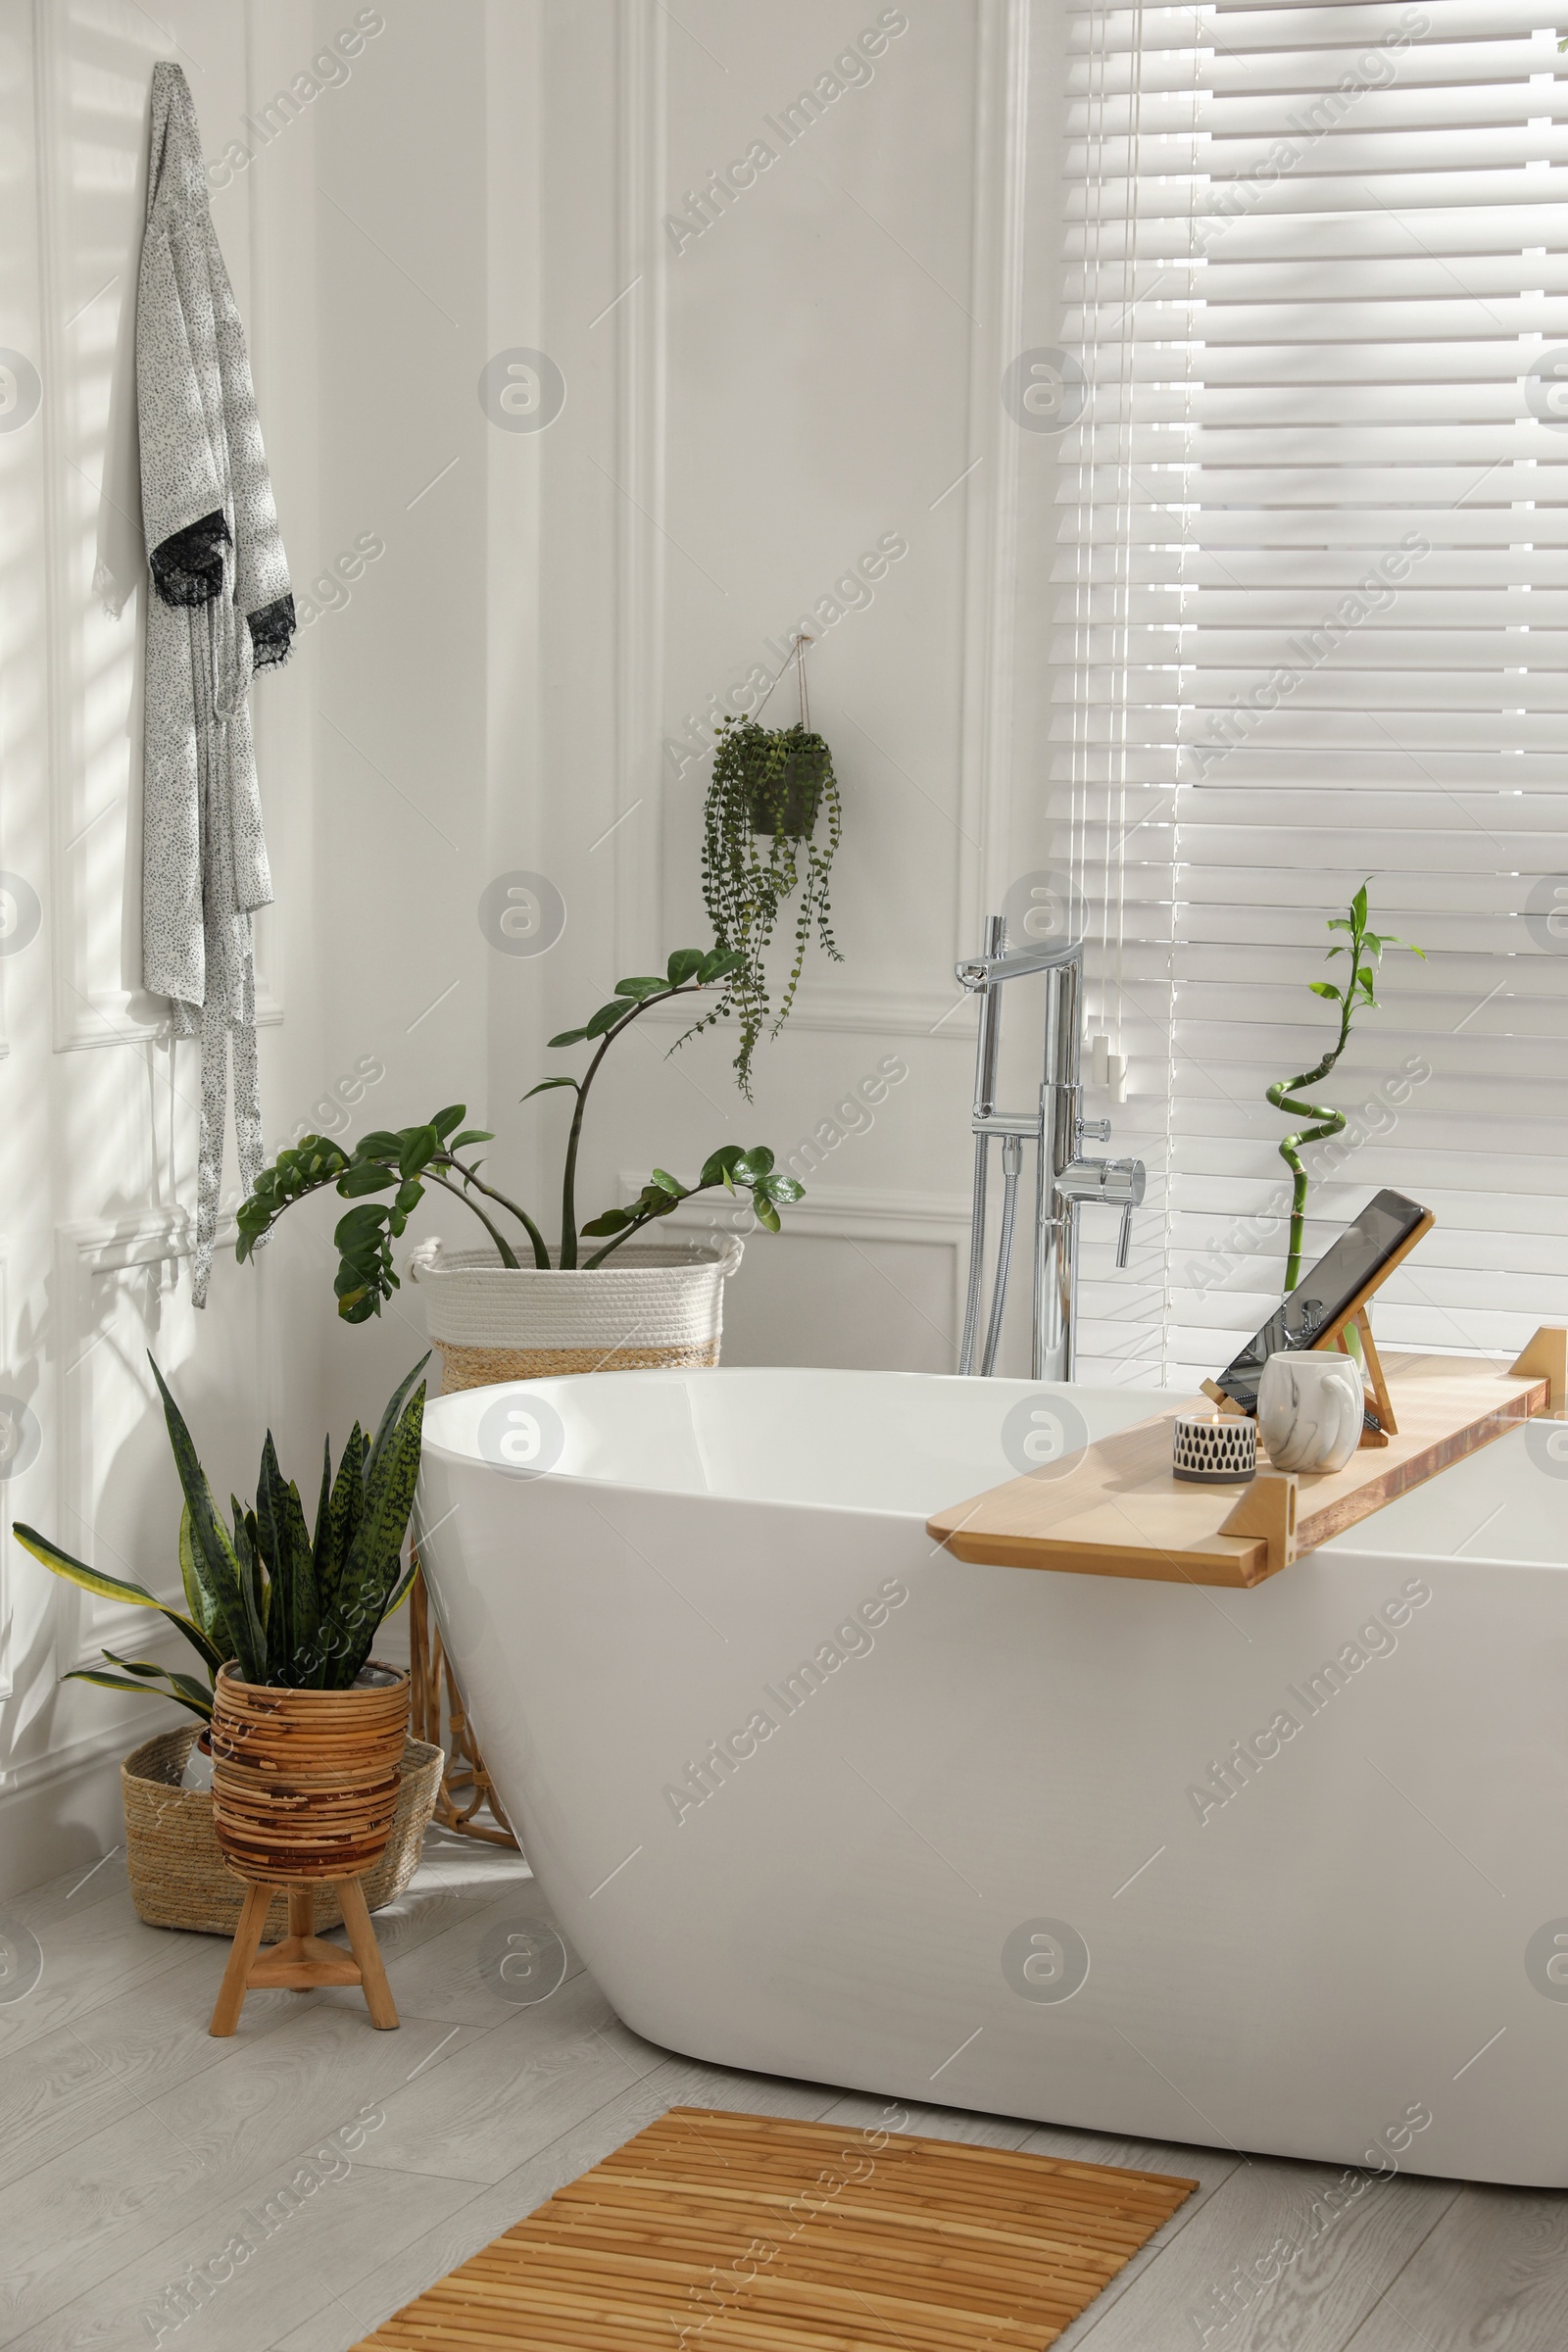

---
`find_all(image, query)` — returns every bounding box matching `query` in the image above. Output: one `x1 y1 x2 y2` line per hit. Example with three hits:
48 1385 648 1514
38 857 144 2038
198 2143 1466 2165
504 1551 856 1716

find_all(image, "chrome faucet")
956 915 1145 1381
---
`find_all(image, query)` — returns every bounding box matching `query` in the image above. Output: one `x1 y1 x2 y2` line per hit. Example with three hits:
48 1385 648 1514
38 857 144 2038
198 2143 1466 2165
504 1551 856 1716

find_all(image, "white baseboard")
0 1729 128 1904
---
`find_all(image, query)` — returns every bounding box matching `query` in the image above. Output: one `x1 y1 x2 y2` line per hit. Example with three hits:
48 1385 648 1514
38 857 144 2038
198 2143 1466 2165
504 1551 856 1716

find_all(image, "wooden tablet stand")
1201 1208 1436 1447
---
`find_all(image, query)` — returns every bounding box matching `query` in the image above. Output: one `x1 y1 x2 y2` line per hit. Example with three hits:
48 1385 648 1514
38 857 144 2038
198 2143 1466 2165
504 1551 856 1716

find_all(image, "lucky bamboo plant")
234 947 805 1321
13 1357 427 1713
1266 882 1423 1292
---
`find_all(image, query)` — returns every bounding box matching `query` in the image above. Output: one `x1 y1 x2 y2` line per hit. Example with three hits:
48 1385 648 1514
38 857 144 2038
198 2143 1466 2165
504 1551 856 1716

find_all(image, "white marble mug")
1256 1350 1365 1474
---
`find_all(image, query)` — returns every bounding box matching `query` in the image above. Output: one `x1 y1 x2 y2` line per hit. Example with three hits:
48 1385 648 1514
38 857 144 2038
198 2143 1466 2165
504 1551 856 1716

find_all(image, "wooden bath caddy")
928 1328 1567 1591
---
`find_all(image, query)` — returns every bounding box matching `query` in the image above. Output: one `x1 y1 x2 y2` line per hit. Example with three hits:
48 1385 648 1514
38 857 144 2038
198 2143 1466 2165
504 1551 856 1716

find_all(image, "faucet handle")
1116 1202 1135 1270
1077 1117 1111 1145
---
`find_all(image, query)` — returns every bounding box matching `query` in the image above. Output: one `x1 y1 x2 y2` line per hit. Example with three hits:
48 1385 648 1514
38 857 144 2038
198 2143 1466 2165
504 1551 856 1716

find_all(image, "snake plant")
12 1356 428 1712
233 946 805 1318
1266 883 1423 1292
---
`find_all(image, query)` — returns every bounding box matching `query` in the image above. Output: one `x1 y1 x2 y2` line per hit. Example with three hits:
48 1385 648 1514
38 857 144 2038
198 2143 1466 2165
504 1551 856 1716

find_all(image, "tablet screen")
1214 1188 1428 1413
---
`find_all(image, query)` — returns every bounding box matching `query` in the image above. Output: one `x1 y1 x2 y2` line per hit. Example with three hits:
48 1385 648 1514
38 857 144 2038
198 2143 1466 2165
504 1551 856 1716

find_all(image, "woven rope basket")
211 1664 411 1883
122 1726 442 1936
411 1235 743 1392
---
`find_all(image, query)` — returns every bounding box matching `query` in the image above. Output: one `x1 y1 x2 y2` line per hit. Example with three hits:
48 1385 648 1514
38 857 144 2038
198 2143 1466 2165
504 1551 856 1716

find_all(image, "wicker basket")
211 1663 411 1884
410 1235 744 1391
122 1726 442 1936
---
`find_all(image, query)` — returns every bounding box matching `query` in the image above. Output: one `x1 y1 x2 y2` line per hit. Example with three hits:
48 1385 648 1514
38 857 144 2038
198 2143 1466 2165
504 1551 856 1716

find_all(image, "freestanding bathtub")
416 1367 1568 2187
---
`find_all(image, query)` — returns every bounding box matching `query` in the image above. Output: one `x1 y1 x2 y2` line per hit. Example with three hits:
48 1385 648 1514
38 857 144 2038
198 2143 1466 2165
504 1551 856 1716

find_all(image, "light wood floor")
0 1834 1562 2352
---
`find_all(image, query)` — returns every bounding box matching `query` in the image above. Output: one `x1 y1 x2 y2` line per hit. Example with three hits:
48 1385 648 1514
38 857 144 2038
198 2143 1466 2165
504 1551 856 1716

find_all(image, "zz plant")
235 946 805 1321
14 1357 428 1711
699 714 844 1096
1266 882 1423 1293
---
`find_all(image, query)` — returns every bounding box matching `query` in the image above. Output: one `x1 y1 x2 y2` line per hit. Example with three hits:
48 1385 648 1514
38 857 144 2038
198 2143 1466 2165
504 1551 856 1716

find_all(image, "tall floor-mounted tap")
956 916 1145 1382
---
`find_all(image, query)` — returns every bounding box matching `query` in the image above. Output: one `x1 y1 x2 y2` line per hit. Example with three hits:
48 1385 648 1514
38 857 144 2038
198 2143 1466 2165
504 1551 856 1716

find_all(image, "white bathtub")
416 1367 1568 2186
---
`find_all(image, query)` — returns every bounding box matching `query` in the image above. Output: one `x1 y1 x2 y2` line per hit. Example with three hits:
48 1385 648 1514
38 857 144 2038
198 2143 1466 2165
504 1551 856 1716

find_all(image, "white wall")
1 0 1107 1894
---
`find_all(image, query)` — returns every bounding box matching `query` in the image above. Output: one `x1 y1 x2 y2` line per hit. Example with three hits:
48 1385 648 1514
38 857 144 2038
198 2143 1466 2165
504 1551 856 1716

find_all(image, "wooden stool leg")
337 1877 398 2029
210 1882 275 2037
286 1886 315 1988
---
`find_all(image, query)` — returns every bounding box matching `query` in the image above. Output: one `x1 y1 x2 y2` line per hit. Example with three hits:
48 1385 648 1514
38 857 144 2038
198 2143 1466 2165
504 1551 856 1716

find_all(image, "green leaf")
699 1147 745 1188
450 1127 495 1148
382 1556 420 1618
1308 982 1341 1000
583 1001 632 1041
147 1358 266 1682
699 947 742 984
764 1174 806 1203
355 1131 405 1160
520 1079 578 1102
367 1357 431 1493
337 1160 399 1198
581 1206 634 1236
648 1168 683 1196
432 1104 467 1139
613 976 667 1001
14 1526 157 1615
258 1435 316 1681
164 1670 217 1717
317 1426 367 1620
14 1520 225 1677
62 1667 213 1721
315 1385 424 1687
666 949 706 986
174 1510 231 1675
755 1199 781 1233
99 1647 171 1679
398 1125 439 1180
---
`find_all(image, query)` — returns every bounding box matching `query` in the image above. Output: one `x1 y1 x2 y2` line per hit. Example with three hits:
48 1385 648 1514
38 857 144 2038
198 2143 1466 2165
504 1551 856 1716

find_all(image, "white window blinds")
1058 0 1568 1390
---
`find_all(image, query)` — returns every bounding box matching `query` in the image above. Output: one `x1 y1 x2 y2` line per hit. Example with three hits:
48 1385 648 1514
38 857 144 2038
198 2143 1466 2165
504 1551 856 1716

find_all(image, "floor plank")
0 2097 225 2344
1064 2152 1460 2352
0 1888 197 2065
0 2023 136 2195
349 1969 652 2185
141 2003 476 2201
1 2122 471 2352
310 1869 584 2028
1343 2182 1568 2352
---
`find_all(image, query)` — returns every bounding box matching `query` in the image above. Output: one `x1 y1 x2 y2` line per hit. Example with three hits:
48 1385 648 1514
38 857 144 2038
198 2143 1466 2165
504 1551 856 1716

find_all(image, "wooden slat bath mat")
353 2105 1198 2349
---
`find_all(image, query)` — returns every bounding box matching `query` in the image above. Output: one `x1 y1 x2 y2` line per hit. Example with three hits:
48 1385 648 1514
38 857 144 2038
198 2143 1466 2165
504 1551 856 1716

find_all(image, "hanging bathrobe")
136 61 294 1306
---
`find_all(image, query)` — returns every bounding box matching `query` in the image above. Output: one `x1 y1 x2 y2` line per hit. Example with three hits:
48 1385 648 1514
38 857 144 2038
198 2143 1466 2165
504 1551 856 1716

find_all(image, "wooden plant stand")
210 1876 397 2035
206 1661 410 2035
409 1560 518 1849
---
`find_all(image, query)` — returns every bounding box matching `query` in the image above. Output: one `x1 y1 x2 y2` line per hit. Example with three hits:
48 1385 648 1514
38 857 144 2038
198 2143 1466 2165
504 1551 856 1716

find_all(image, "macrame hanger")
751 631 812 727
795 631 811 731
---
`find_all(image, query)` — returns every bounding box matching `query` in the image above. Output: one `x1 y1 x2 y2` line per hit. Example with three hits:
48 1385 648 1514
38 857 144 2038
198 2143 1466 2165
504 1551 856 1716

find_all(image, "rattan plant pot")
122 1726 441 1936
210 1663 411 1885
410 1235 744 1392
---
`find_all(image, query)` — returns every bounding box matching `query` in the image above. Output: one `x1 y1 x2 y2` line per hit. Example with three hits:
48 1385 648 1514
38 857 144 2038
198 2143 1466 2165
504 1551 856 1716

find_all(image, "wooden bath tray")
927 1330 1566 1590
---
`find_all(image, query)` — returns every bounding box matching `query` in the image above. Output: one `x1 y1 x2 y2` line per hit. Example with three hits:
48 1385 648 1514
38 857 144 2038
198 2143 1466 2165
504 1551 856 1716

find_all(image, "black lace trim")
248 591 296 671
148 510 230 607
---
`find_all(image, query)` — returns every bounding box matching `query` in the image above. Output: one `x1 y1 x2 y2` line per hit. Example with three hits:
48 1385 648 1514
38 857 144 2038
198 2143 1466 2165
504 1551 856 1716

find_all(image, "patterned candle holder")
1172 1412 1256 1486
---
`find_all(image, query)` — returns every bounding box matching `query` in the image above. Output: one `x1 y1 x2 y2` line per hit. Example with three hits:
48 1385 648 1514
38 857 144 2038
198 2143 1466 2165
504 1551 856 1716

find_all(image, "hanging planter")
749 730 829 840
699 636 844 1096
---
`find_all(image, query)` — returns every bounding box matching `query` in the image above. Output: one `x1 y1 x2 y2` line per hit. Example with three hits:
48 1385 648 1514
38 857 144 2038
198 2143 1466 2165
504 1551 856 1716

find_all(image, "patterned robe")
137 62 293 1305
